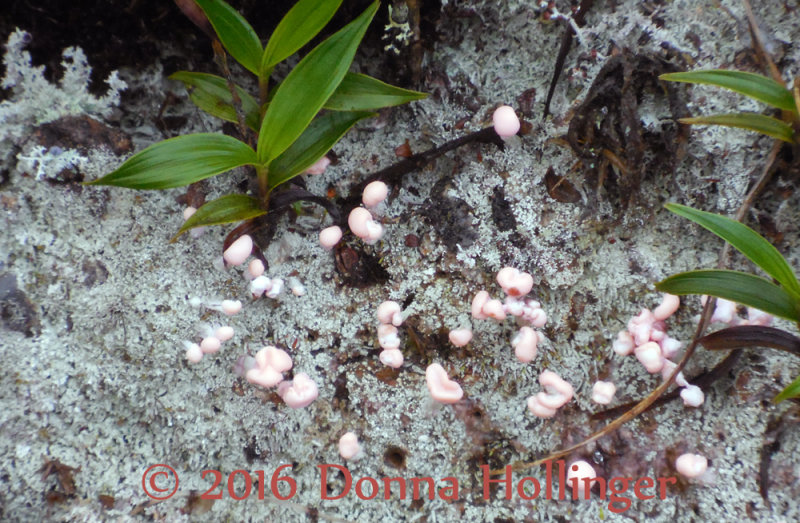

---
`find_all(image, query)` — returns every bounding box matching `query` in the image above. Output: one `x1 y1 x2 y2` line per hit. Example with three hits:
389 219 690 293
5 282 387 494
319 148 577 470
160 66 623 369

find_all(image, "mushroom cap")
492 105 520 138
425 363 463 404
223 234 253 266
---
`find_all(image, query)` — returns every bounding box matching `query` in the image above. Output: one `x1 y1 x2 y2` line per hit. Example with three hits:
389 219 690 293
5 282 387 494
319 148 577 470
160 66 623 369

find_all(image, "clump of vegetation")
660 69 799 144
88 0 425 239
657 203 800 402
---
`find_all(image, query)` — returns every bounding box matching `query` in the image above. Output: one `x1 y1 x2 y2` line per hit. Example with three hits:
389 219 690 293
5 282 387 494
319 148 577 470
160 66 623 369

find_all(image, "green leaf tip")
660 70 796 112
678 113 794 143
173 194 266 241
194 0 263 75
89 133 259 190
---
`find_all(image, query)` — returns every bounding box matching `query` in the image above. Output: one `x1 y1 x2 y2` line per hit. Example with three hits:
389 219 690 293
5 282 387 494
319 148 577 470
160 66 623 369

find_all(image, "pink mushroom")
653 293 680 321
511 326 539 363
223 234 253 266
277 373 319 408
338 432 362 460
377 300 403 326
496 267 533 297
591 381 616 405
362 181 389 208
567 460 597 499
319 226 343 250
675 453 708 479
492 105 520 138
448 328 473 347
245 346 293 388
425 363 464 404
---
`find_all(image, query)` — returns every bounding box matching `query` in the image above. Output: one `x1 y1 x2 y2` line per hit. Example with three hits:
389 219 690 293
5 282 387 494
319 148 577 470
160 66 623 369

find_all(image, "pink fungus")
245 346 293 388
528 370 573 417
305 155 330 175
377 324 401 350
653 293 680 321
675 453 708 479
567 461 597 499
278 373 319 408
379 348 404 368
634 341 663 373
338 432 362 460
223 234 253 266
482 299 507 321
680 384 704 407
612 330 634 356
659 336 682 360
348 207 383 243
492 105 520 138
425 363 464 404
496 267 533 297
511 326 538 363
747 308 773 326
471 290 490 320
215 326 234 342
247 259 265 279
250 275 272 297
200 336 221 354
448 328 473 347
221 299 242 316
591 381 616 405
185 342 203 363
266 278 284 298
377 300 403 326
362 181 389 208
319 226 343 250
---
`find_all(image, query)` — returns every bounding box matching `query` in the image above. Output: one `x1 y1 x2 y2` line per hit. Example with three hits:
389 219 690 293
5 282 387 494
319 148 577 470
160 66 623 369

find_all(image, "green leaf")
268 110 374 189
88 134 258 190
665 203 800 298
660 70 796 112
174 194 266 239
679 113 795 143
324 73 427 111
260 0 343 72
257 0 379 163
169 71 260 130
656 269 800 322
194 0 263 75
774 374 800 403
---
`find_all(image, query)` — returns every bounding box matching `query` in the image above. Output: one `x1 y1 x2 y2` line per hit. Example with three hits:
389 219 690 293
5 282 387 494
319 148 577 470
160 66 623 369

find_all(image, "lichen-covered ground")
2 1 799 521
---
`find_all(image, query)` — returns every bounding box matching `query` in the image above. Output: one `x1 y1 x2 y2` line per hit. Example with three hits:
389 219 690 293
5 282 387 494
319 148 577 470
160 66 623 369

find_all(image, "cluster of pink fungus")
376 300 405 368
471 266 546 363
236 346 319 409
612 293 707 407
184 324 235 363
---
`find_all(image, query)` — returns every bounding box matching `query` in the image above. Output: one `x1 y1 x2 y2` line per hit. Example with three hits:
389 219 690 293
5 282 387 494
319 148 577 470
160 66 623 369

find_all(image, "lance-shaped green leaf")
665 203 800 298
174 194 266 239
88 134 258 190
774 374 800 403
679 113 795 143
257 0 378 163
169 72 260 130
195 0 263 75
260 0 343 72
656 269 800 322
323 73 427 111
699 326 800 357
660 70 796 112
267 110 374 189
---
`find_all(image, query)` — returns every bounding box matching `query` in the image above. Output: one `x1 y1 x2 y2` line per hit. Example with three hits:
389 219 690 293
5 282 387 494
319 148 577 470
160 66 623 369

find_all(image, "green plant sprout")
660 70 800 144
656 203 800 402
87 0 425 238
